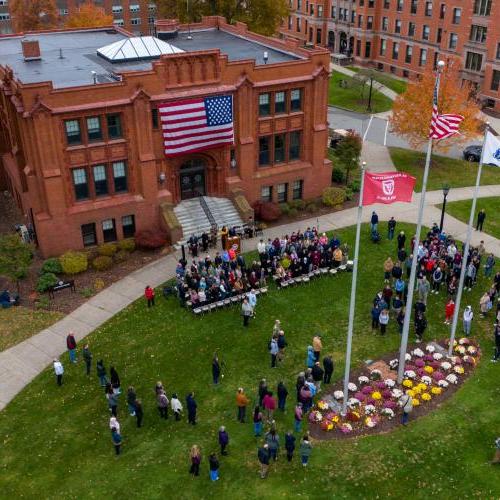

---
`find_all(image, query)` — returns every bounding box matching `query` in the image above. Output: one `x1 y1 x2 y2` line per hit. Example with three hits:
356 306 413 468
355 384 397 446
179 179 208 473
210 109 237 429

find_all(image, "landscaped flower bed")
309 338 480 440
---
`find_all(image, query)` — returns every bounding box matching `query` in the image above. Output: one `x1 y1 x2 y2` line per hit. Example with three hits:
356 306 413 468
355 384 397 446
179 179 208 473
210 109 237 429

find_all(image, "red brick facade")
280 0 500 113
0 18 332 256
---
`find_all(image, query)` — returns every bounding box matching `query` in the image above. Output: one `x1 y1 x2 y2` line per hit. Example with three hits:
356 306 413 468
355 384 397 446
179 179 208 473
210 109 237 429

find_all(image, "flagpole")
341 161 366 415
396 60 445 384
448 122 490 355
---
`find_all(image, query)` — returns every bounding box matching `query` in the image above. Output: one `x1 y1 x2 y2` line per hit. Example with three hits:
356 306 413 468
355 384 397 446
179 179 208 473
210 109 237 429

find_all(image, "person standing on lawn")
258 379 268 406
241 298 254 327
109 366 121 394
53 358 64 386
265 428 280 461
387 217 397 240
66 332 77 364
171 393 183 420
445 298 455 325
399 393 413 425
311 362 324 392
463 306 474 336
269 335 279 368
414 311 427 343
134 399 143 428
189 445 202 476
111 427 122 456
236 387 249 422
277 330 287 362
157 390 169 419
106 385 118 417
262 391 276 423
186 392 197 425
312 334 322 362
126 386 137 416
492 323 500 362
476 209 486 231
277 381 288 412
253 405 263 436
258 444 270 479
82 344 92 376
145 285 155 307
299 435 312 467
323 355 334 384
306 346 316 369
209 453 220 481
218 426 229 456
370 211 379 232
379 309 390 335
109 415 120 434
285 431 296 462
294 403 303 433
96 359 108 387
212 353 221 385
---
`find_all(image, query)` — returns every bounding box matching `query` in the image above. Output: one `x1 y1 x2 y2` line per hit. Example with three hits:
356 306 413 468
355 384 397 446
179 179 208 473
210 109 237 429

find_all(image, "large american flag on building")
429 78 464 140
159 95 234 156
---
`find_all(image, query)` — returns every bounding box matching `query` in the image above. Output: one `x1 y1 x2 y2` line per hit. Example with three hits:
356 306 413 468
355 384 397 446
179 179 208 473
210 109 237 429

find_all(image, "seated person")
198 289 207 304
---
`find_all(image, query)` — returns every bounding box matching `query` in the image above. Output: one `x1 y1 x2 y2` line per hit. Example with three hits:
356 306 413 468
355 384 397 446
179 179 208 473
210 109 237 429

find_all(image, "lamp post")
439 184 450 232
367 75 374 113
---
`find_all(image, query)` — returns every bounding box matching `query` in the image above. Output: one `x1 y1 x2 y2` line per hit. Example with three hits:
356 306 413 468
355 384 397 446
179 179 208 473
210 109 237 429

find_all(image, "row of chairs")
275 261 354 289
190 287 269 316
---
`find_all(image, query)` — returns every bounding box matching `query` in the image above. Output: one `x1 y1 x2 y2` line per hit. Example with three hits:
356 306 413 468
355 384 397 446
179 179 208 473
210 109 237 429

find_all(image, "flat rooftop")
0 28 301 89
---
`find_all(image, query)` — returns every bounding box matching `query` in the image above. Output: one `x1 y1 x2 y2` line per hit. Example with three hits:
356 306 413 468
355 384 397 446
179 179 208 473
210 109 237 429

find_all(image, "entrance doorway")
179 159 206 199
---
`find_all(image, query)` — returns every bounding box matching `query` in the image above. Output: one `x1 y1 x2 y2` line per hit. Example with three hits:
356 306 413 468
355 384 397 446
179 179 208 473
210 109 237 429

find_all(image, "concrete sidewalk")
1 183 500 411
361 140 396 172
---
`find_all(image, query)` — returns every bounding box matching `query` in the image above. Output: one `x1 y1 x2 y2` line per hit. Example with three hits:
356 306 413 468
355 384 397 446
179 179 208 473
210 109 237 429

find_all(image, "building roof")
0 28 301 89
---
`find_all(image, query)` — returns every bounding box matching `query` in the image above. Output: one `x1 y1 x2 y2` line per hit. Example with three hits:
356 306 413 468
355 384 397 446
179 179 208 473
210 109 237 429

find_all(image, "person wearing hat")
218 426 229 456
258 443 270 478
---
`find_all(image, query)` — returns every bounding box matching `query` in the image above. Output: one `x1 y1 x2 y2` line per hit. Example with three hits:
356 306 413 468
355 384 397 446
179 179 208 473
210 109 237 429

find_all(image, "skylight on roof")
97 36 184 62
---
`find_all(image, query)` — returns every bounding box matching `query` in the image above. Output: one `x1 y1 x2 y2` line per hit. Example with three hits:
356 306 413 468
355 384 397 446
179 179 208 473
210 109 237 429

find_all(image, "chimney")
21 39 41 61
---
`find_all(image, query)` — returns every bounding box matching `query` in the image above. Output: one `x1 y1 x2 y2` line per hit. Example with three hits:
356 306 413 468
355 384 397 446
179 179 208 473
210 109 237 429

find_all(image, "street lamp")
439 184 450 232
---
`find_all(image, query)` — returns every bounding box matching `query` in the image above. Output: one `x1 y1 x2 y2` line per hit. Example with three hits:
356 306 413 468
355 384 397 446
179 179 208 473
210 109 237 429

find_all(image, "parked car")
462 145 482 162
329 128 356 149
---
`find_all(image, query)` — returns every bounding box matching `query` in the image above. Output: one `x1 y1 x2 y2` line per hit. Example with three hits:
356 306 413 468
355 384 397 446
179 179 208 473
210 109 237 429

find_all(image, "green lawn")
0 306 63 351
1 223 499 498
346 67 407 94
439 197 500 240
329 72 393 113
389 147 500 192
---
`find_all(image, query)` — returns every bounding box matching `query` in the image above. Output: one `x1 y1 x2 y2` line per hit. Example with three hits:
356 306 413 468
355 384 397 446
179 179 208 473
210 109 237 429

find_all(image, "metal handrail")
199 196 217 227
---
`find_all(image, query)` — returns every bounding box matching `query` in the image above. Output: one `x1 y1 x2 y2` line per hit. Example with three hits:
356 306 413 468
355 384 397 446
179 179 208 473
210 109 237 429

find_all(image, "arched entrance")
179 158 206 199
339 32 347 54
328 30 335 51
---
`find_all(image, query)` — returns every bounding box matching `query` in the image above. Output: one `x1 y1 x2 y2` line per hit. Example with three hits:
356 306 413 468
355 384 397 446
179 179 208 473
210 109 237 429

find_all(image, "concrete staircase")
173 196 243 244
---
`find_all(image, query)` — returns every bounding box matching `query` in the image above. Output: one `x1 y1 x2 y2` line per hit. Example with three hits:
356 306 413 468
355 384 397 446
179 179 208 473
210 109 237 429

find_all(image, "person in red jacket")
445 298 455 325
66 332 77 363
145 286 155 308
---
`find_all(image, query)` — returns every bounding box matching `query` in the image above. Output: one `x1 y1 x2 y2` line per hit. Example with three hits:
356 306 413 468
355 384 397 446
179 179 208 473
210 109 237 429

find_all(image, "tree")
65 2 113 28
390 62 481 150
333 131 362 185
0 234 33 293
10 0 59 32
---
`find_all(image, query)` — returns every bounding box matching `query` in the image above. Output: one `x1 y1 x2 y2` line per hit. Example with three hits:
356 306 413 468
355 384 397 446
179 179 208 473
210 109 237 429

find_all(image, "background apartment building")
281 0 500 113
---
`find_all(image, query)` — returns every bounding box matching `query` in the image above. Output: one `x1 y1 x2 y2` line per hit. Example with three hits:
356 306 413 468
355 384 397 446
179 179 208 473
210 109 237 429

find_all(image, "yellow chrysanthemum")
412 398 420 406
417 383 428 392
402 380 413 388
406 389 415 397
412 386 421 395
431 387 442 395
424 366 434 374
421 393 432 401
371 391 382 400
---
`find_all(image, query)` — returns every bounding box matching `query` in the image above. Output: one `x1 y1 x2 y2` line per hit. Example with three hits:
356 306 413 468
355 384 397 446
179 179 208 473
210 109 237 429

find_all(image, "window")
384 0 390 7
410 0 417 14
113 161 127 192
309 3 314 15
425 1 432 15
439 3 445 18
308 27 313 42
65 120 81 145
112 5 122 12
331 6 336 18
452 8 461 24
288 16 293 29
422 25 430 40
290 89 302 111
296 17 300 31
297 0 302 9
93 165 108 196
148 16 155 24
113 19 124 26
392 42 399 60
130 18 141 25
395 20 402 34
491 70 500 91
0 0 9 5
86 116 102 142
259 136 270 165
274 91 286 114
368 0 374 7
390 65 397 74
403 70 410 78
0 13 10 20
356 39 361 56
433 51 439 68
277 183 288 203
102 219 117 243
357 15 363 28
449 33 458 49
377 62 384 70
470 25 487 43
122 215 136 238
473 0 491 15
405 45 412 63
465 52 482 71
367 16 373 29
292 180 303 200
72 168 89 200
419 48 427 66
397 0 403 11
59 8 68 15
351 9 356 23
436 28 442 43
380 38 387 56
289 131 301 160
148 3 156 11
129 3 140 12
318 5 323 16
259 93 271 116
274 135 285 163
496 43 500 59
382 17 388 31
81 223 96 247
152 108 159 129
107 114 122 139
316 28 322 44
261 185 272 202
359 0 364 6
365 41 371 57
339 7 343 20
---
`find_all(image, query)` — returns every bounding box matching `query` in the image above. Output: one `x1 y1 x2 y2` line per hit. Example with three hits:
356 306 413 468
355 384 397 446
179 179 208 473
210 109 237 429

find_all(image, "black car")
463 145 482 162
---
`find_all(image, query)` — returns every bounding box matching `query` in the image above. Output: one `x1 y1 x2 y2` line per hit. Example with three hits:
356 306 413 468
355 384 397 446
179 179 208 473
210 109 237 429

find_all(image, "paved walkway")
1 184 500 410
361 140 396 172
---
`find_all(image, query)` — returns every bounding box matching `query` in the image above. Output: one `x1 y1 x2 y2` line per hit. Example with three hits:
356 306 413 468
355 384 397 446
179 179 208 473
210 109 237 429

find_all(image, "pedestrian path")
361 140 396 172
1 184 500 411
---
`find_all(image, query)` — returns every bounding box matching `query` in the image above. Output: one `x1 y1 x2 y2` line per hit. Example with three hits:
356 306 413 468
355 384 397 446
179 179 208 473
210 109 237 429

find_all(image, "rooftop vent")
21 39 41 61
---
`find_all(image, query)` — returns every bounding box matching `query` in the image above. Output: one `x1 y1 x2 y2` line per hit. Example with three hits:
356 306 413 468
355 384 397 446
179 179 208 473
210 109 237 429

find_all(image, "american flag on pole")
159 95 234 156
429 79 464 140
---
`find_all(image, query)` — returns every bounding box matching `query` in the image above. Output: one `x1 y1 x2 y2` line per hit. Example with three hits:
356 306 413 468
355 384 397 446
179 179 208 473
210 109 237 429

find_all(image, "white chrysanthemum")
348 382 358 392
384 379 396 388
425 344 435 353
333 390 344 400
433 352 443 360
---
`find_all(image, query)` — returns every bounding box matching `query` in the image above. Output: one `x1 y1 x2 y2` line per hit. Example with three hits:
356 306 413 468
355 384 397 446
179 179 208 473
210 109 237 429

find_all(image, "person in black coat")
109 366 121 394
323 355 334 384
258 444 270 479
296 372 305 402
218 426 229 455
311 362 324 391
285 431 296 462
135 399 143 428
397 231 406 250
277 381 288 411
212 353 221 385
186 392 197 425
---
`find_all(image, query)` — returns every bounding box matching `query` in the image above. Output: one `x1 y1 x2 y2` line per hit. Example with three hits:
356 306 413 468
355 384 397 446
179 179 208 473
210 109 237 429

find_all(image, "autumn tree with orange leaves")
390 61 482 150
65 2 113 28
10 0 59 32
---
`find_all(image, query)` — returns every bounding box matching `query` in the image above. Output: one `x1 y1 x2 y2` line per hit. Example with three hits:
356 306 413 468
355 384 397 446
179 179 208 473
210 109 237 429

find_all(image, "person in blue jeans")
294 403 303 433
66 332 77 364
371 211 379 232
299 435 312 467
96 359 108 387
208 453 219 481
400 393 413 425
253 406 263 436
277 381 288 411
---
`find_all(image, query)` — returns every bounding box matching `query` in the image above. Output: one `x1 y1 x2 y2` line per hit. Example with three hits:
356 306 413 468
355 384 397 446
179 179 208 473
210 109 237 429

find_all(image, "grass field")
329 72 394 113
346 67 407 94
389 147 500 192
439 197 500 240
1 223 499 499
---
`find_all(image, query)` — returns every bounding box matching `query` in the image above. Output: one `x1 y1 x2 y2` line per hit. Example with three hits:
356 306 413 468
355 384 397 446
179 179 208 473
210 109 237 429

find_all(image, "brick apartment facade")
0 17 332 256
0 0 158 36
280 0 500 113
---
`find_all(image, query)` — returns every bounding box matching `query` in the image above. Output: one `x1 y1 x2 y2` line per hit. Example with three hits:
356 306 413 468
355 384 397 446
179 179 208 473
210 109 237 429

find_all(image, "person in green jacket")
299 435 312 467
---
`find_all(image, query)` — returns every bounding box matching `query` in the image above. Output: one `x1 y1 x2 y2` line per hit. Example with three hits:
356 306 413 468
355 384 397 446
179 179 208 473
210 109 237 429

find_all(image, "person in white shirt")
171 393 183 421
53 359 64 386
257 239 266 256
109 416 120 434
463 306 474 336
248 289 257 308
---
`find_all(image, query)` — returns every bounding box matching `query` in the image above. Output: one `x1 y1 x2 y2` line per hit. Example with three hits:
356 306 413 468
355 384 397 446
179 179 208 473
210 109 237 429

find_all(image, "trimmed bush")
59 251 88 275
288 207 298 217
345 187 354 201
259 202 281 222
135 230 167 249
41 258 62 275
290 199 306 211
279 203 291 215
332 167 345 184
114 249 129 263
349 179 361 192
118 238 136 252
322 187 347 207
97 243 118 257
306 202 318 213
92 255 113 271
94 278 105 291
36 272 58 293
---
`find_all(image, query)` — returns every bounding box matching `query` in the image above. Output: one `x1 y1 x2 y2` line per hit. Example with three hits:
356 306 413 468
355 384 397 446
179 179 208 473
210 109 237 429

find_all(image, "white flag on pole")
481 131 500 167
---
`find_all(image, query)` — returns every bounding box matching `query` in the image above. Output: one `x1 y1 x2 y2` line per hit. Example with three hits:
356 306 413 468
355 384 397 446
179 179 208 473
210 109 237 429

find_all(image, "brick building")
0 17 332 256
280 0 500 113
0 0 158 36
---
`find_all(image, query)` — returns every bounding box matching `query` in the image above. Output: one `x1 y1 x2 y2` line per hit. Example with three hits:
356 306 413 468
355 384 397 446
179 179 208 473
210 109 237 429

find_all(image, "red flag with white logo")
362 171 416 206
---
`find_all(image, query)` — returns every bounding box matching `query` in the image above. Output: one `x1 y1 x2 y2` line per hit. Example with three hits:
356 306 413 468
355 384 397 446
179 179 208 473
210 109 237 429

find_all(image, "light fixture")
91 70 97 84
158 172 166 185
263 51 269 64
442 184 450 197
